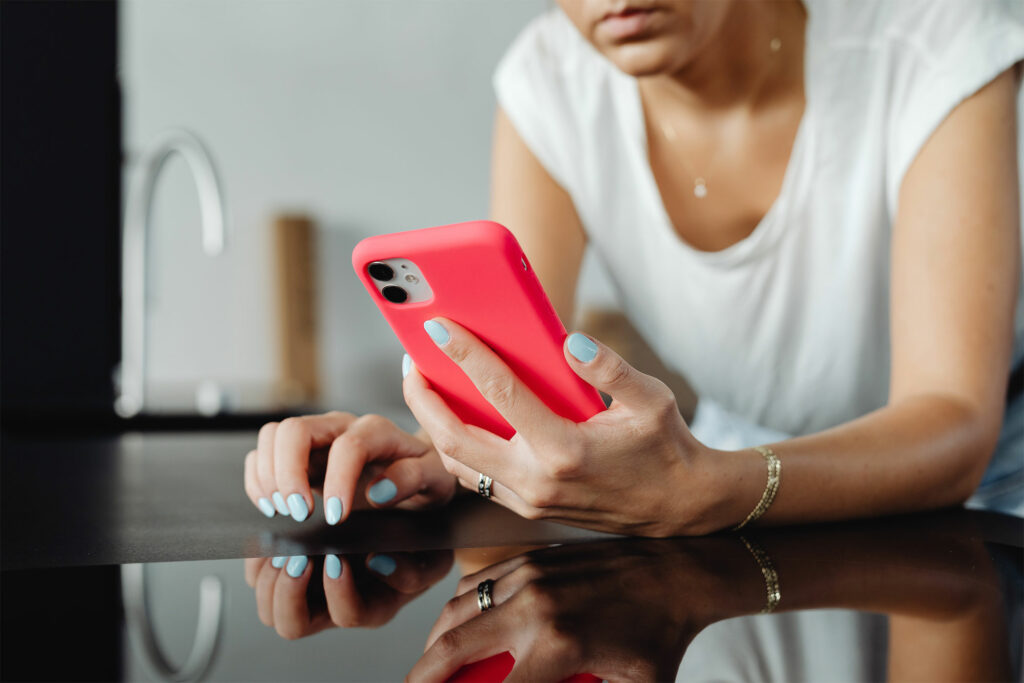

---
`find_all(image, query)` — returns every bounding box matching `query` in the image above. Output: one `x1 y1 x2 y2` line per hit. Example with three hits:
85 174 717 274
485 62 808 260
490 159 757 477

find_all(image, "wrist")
678 446 769 535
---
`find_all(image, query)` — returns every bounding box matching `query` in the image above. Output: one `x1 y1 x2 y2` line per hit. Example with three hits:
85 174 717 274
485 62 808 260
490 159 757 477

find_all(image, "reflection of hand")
243 411 457 524
244 550 453 641
403 319 746 536
410 541 739 682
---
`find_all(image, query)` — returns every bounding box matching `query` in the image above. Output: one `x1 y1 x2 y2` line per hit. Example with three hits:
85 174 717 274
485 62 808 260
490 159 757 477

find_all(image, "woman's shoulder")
807 0 1024 66
494 8 611 85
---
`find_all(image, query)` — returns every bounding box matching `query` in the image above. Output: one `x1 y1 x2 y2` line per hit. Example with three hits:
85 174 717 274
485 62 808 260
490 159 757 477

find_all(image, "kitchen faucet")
115 128 227 418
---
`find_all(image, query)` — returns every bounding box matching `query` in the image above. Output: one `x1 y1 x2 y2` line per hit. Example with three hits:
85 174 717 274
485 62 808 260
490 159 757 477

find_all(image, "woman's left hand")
403 318 742 536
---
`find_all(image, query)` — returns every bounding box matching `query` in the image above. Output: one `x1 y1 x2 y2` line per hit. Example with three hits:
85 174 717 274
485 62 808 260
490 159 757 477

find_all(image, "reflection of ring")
477 473 494 499
477 579 495 612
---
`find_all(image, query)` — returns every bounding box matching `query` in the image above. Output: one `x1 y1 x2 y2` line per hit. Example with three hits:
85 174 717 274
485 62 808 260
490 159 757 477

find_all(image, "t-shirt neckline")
625 16 817 268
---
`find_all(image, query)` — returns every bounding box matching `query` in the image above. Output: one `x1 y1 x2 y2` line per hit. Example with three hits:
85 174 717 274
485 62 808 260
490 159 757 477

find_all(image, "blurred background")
2 0 616 431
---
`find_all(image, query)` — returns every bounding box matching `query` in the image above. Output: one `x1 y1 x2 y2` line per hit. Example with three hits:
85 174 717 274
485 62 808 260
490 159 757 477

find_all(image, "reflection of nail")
325 497 343 525
272 492 290 516
257 498 276 518
567 333 598 363
271 556 287 569
424 320 450 345
368 478 397 504
287 494 309 522
325 554 342 580
402 353 412 378
367 554 396 577
286 555 308 578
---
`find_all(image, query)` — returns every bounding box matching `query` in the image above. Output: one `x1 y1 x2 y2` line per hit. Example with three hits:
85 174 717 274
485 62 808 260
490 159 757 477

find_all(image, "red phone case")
446 652 600 683
352 220 605 438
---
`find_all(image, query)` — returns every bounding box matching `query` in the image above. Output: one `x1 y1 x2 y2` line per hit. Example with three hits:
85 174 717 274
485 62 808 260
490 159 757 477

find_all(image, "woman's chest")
644 96 805 253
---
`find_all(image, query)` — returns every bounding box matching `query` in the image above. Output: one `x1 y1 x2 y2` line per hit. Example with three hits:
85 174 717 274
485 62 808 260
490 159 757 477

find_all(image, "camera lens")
381 285 408 303
368 262 394 281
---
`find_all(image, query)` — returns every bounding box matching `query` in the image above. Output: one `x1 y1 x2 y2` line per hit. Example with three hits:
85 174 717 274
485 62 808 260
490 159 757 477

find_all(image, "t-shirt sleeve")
492 10 583 193
886 0 1024 215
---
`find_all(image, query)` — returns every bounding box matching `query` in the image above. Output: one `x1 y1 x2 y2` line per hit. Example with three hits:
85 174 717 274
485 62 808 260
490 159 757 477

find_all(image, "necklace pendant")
693 178 708 198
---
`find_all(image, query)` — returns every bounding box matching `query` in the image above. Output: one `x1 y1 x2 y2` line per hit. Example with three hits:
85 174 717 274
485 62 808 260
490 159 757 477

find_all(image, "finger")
244 557 265 587
322 556 414 629
255 556 281 627
244 450 276 518
321 414 431 524
422 318 567 440
564 332 674 411
426 573 523 652
257 422 288 515
364 551 454 594
272 555 313 640
411 612 513 683
403 363 520 485
274 412 357 522
444 453 538 521
372 452 457 512
454 554 532 597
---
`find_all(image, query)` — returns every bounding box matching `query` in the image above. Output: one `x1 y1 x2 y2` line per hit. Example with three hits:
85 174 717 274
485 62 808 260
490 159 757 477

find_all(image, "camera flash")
404 274 419 284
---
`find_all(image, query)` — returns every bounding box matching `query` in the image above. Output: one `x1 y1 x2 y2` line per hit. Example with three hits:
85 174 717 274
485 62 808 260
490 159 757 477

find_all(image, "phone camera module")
381 285 408 303
368 262 395 281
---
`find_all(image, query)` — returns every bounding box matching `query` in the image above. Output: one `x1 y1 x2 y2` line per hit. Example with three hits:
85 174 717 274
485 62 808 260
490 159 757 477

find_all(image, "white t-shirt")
493 0 1024 513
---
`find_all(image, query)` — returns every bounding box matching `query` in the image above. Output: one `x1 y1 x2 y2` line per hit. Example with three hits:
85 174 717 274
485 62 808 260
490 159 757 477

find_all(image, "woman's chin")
603 40 687 78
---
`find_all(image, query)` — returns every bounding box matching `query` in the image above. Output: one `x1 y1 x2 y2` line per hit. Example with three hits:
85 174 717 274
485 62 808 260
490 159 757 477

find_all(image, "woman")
243 0 1024 533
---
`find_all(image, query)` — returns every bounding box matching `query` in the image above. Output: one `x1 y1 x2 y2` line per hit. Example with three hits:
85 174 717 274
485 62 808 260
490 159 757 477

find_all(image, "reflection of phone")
353 220 604 439
447 652 599 683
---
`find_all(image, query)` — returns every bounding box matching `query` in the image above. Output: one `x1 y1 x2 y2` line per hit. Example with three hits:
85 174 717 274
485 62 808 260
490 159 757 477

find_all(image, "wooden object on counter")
273 214 320 405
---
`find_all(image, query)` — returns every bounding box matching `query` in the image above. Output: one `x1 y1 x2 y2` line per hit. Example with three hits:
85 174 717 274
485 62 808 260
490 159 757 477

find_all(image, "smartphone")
446 651 600 683
352 220 605 439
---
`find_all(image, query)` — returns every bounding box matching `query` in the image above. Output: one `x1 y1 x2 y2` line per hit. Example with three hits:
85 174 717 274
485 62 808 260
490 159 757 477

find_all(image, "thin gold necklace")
659 30 784 199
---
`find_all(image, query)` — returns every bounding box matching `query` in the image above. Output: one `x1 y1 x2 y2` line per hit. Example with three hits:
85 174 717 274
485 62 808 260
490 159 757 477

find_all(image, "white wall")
120 0 612 417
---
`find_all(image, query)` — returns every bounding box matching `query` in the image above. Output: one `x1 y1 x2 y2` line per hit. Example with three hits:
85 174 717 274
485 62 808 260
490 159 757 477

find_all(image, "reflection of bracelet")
733 446 781 530
740 536 781 614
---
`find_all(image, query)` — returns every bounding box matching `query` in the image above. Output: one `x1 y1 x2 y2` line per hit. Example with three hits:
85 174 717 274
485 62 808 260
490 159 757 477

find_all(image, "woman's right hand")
243 411 458 523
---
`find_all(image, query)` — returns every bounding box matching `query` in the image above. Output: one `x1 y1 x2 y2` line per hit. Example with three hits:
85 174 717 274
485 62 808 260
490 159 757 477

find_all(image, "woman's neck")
642 0 806 113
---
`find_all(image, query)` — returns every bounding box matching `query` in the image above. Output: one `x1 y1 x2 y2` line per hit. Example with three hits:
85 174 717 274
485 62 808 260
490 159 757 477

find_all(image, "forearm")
706 394 1001 529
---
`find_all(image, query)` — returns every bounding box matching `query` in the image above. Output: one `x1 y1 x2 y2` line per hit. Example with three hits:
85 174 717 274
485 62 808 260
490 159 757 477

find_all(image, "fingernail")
257 498 276 518
271 556 287 569
287 493 309 522
325 496 343 525
325 554 342 580
424 320 450 345
367 554 396 577
402 353 412 378
272 491 290 517
368 478 398 504
286 555 308 578
567 333 598 363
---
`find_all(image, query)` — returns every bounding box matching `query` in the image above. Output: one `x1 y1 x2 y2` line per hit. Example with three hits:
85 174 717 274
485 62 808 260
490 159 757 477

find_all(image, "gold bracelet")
733 446 781 531
739 535 781 613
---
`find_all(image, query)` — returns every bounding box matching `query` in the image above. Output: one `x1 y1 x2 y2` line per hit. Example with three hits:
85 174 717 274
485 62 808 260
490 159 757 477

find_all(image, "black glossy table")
2 430 1022 682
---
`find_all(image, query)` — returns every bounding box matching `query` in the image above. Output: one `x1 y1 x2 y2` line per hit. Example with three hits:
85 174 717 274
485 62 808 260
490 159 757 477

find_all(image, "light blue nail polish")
287 493 309 522
325 496 343 525
368 478 397 504
367 554 396 577
272 491 290 516
257 498 276 518
271 556 287 569
325 554 342 580
423 320 450 345
402 353 412 378
286 555 308 578
567 333 598 363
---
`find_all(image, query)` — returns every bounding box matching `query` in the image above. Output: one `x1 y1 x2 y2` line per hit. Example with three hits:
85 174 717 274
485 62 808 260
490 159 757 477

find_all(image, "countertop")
1 429 1021 682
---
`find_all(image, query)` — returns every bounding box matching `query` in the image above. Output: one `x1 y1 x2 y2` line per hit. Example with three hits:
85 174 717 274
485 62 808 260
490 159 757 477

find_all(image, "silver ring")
477 579 495 612
477 473 493 499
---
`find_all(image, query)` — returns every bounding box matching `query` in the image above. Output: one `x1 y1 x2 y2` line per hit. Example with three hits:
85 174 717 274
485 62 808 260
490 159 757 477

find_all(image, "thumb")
563 332 670 408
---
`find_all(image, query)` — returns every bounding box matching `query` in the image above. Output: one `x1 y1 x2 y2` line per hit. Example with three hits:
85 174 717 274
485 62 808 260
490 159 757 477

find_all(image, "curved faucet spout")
116 129 227 418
